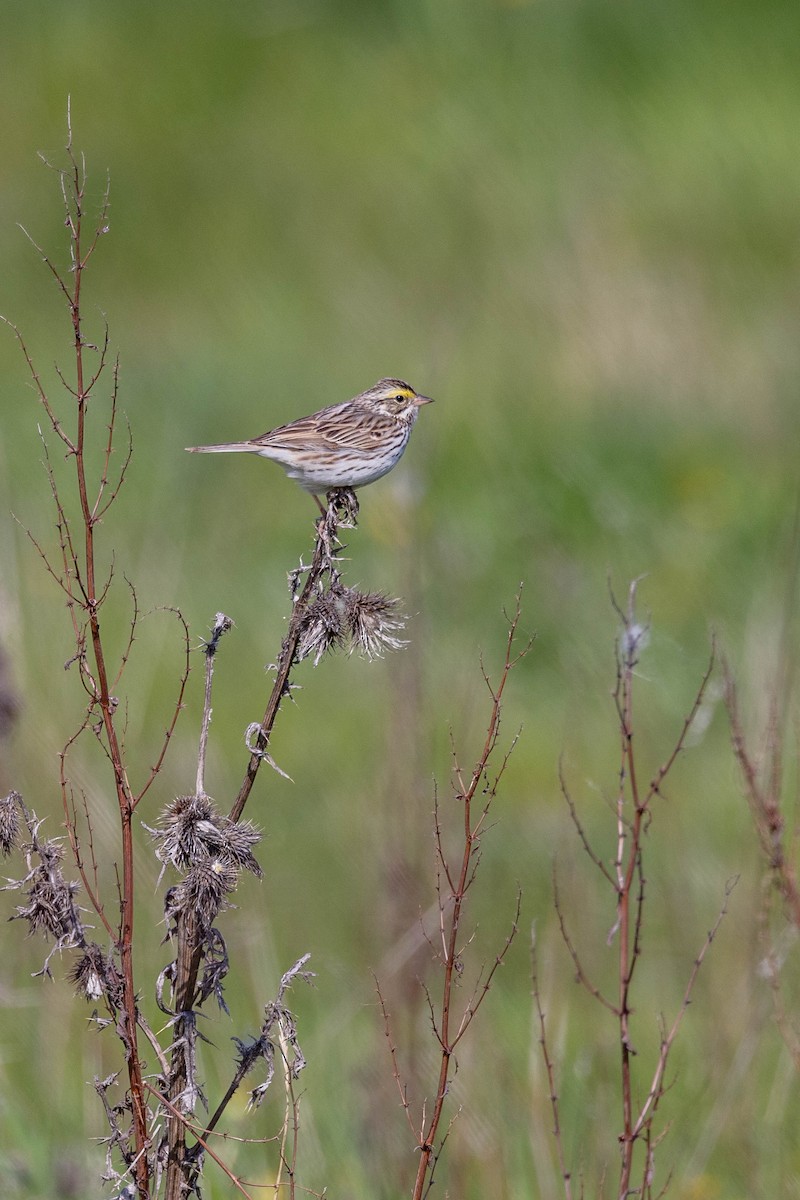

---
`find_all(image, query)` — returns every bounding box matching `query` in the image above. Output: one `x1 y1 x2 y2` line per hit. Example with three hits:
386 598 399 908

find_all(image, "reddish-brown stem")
375 976 420 1142
11 118 152 1196
59 136 148 1194
558 582 720 1199
725 664 800 929
409 597 526 1200
531 930 573 1200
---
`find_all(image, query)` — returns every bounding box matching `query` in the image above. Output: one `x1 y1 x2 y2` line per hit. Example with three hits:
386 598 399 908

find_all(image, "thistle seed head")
296 583 407 664
345 588 408 659
177 856 239 929
153 795 262 878
70 943 120 1002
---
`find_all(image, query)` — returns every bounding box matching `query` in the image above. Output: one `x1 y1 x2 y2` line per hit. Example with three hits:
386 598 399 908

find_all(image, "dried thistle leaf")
0 791 21 855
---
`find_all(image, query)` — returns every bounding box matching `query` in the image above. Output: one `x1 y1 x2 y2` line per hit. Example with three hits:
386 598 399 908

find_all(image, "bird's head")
358 378 434 420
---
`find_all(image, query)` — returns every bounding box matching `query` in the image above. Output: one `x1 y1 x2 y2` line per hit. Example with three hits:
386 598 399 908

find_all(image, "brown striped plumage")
187 378 433 495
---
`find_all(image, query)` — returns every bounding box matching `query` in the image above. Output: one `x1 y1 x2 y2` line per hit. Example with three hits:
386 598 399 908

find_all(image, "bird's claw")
326 488 359 528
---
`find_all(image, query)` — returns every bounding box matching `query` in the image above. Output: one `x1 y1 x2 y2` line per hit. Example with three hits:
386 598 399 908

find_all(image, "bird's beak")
413 394 434 406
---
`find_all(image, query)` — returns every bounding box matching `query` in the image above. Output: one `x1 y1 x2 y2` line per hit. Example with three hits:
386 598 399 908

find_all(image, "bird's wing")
252 401 365 452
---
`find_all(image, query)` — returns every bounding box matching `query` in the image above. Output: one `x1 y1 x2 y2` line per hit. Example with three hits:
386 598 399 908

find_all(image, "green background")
1 1 798 1196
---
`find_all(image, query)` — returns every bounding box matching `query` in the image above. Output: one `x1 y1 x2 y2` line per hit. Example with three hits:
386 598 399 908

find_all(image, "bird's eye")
395 395 404 404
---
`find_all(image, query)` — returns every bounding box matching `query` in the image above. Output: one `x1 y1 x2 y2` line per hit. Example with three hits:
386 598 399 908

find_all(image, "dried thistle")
295 589 348 665
9 837 84 945
70 942 123 1004
345 588 408 659
295 582 407 664
177 856 239 930
203 612 234 657
151 794 262 879
152 795 221 870
219 818 262 874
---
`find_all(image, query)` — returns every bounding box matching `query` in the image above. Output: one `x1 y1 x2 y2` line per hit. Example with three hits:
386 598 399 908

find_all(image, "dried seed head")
0 791 21 855
217 817 263 877
344 589 408 660
153 794 220 869
70 942 115 1001
178 856 239 928
153 795 262 879
296 591 348 665
154 797 262 942
205 612 234 656
620 621 650 661
296 583 408 664
31 837 65 869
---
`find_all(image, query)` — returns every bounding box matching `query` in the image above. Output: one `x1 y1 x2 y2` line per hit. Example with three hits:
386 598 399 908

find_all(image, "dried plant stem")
724 668 800 929
609 583 716 1197
147 1085 256 1200
196 614 233 798
163 616 231 1195
723 519 800 1065
377 594 528 1200
164 501 344 1197
275 1021 302 1200
531 929 573 1200
65 165 148 1199
630 877 736 1146
164 906 202 1198
549 581 722 1200
4 111 199 1198
12 111 152 1195
229 497 346 822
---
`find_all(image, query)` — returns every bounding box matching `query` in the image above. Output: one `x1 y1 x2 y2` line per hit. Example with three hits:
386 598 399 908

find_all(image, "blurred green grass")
1 0 799 1196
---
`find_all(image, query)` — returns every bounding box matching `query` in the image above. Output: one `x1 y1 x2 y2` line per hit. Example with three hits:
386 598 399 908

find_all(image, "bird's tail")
185 442 257 454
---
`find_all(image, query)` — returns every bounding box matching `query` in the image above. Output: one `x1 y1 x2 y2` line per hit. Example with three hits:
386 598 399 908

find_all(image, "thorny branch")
230 490 384 821
229 498 347 820
156 465 412 1199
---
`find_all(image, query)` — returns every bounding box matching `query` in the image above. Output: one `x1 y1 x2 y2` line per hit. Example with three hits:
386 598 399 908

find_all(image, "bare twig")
195 613 234 798
377 592 529 1200
630 877 738 1145
551 582 726 1200
531 925 574 1200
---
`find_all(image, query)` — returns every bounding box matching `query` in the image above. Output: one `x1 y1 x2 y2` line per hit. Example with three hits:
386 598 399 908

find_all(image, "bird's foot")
326 488 359 528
